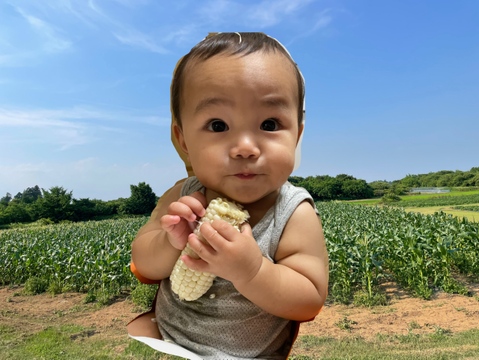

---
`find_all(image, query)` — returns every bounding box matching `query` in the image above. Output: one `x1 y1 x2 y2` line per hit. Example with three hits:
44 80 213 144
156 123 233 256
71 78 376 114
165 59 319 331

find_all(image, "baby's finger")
187 232 215 261
159 214 181 231
210 220 242 243
178 195 206 219
188 192 207 213
199 221 233 251
181 253 209 273
168 201 198 222
240 222 253 237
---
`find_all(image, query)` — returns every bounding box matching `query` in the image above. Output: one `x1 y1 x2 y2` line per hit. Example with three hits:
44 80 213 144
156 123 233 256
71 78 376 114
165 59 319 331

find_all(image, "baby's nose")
229 134 260 159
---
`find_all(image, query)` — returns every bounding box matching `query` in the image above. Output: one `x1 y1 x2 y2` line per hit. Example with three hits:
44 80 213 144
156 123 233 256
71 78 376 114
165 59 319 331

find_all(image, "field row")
395 193 479 208
453 205 479 212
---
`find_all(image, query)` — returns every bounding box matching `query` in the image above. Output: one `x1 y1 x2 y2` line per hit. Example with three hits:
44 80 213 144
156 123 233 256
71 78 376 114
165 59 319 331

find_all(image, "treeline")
289 166 479 202
367 166 479 200
1 167 477 226
289 174 374 201
0 183 157 226
394 167 479 188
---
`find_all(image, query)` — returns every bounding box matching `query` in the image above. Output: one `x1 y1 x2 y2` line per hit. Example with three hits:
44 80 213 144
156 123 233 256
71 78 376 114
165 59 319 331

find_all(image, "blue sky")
1 0 478 201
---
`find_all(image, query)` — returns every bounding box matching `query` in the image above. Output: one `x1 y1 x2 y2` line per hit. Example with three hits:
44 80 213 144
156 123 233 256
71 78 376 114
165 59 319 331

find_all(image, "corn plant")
2 202 479 305
317 202 479 303
0 218 148 294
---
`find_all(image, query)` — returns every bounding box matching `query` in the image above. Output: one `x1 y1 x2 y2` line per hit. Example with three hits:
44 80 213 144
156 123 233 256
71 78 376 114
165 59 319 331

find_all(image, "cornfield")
319 203 479 303
0 218 148 293
1 204 478 304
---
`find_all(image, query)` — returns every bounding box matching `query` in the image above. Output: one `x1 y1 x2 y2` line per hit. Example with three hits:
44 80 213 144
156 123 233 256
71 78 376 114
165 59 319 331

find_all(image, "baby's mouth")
234 173 257 179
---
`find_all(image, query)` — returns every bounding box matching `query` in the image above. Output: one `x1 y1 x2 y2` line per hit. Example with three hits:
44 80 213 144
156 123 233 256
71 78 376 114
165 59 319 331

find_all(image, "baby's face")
175 51 302 205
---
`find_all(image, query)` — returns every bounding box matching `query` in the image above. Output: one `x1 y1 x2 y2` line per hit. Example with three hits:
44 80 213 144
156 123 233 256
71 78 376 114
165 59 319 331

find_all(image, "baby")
130 32 329 359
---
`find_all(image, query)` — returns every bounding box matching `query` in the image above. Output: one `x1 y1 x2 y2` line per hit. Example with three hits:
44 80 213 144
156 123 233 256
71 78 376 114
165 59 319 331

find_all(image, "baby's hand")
182 220 263 286
160 192 206 250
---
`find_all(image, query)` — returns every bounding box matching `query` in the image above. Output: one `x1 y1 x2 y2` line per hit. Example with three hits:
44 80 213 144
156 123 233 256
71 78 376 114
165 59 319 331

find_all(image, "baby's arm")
131 181 206 281
185 200 328 321
245 201 329 320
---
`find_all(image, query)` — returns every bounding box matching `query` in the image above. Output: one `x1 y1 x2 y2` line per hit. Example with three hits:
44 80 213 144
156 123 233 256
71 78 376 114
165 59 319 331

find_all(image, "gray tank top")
156 177 316 359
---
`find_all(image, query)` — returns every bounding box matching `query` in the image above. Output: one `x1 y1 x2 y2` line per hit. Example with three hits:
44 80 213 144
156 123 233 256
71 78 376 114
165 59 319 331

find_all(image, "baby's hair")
171 32 305 128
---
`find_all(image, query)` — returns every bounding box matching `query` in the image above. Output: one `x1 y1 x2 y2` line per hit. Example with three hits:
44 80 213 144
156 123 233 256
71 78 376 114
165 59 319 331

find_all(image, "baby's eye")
260 119 280 132
207 120 229 132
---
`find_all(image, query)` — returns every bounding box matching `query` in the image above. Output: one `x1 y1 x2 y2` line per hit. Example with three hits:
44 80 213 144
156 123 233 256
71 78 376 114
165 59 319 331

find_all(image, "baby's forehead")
184 53 297 92
178 53 300 118
183 51 297 83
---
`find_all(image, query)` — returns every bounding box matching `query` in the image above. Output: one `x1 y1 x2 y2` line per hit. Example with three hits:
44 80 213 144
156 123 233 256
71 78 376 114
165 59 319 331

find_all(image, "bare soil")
300 281 479 340
1 282 479 354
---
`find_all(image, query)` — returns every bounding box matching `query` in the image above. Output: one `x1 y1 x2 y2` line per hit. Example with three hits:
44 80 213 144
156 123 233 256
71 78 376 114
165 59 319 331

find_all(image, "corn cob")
170 197 250 301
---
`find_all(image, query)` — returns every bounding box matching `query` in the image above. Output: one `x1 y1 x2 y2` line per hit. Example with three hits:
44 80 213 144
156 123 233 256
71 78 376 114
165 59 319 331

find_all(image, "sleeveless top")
155 177 316 359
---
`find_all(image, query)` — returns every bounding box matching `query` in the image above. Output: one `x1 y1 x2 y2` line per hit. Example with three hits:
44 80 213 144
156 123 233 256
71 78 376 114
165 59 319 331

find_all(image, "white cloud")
286 9 333 44
113 29 168 54
15 6 72 53
64 0 168 53
247 0 314 27
0 105 168 151
0 106 168 127
111 0 150 8
5 2 169 55
0 157 187 200
196 0 241 24
0 54 22 67
160 24 201 47
193 0 325 35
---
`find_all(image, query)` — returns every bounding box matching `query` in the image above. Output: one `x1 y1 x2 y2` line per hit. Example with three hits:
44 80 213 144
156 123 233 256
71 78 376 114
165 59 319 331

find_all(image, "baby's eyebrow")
194 95 292 114
261 96 291 110
194 97 233 114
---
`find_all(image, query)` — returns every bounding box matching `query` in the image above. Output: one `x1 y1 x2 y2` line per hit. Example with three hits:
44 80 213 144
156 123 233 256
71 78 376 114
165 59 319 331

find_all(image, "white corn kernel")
170 197 249 301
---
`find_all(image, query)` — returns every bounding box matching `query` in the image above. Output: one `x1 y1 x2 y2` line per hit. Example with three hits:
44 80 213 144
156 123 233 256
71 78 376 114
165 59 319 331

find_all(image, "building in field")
409 187 451 194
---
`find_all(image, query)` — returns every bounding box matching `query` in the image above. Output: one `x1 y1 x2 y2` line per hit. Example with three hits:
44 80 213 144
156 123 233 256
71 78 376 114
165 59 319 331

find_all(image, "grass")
402 189 479 200
2 322 478 360
0 323 184 360
404 206 479 222
289 329 479 359
1 324 120 360
349 188 479 222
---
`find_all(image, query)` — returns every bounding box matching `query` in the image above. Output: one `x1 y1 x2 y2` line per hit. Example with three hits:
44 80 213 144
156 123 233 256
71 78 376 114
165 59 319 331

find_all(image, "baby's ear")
296 121 304 144
293 121 304 171
173 123 188 154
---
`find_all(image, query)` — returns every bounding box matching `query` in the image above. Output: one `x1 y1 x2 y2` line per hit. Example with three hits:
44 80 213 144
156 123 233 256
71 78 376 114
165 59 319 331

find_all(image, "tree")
0 202 31 224
34 186 73 222
341 178 374 200
119 182 157 215
312 176 342 201
71 198 98 221
0 193 12 206
22 185 42 203
369 181 391 198
288 176 304 187
400 174 421 189
465 174 479 187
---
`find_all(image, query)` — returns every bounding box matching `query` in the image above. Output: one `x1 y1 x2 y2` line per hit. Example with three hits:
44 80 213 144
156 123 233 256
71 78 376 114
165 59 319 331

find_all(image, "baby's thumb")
240 222 253 237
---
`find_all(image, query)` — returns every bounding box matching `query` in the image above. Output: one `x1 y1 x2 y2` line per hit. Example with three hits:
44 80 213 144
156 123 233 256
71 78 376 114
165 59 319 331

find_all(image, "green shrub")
130 283 158 310
23 277 48 295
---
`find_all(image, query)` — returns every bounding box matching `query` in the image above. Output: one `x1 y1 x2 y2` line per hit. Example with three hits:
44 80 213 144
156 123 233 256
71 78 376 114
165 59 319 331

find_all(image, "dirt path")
1 282 479 353
300 282 479 340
